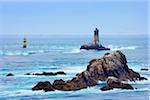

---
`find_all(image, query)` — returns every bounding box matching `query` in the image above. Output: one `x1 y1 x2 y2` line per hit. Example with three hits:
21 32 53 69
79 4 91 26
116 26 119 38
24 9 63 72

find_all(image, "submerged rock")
6 73 14 76
32 50 147 92
32 81 55 92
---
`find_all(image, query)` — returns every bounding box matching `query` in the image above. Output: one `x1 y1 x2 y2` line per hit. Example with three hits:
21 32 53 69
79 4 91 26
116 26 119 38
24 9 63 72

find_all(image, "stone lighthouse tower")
93 28 99 45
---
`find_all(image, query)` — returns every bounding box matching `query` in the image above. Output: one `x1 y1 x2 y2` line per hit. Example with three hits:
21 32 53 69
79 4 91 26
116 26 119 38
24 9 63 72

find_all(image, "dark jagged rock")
100 85 113 91
30 71 66 76
138 77 148 81
32 50 147 92
25 73 31 75
33 72 57 76
141 68 148 71
55 71 66 75
86 50 146 81
53 71 97 91
32 81 55 92
100 76 133 91
107 77 133 90
80 43 110 51
6 73 14 76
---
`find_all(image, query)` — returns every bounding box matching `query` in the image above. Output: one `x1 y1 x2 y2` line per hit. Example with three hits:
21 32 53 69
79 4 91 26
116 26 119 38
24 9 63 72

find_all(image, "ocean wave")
64 48 82 54
100 88 149 94
0 50 47 56
0 87 149 98
107 45 138 51
0 46 82 56
0 44 139 56
0 90 44 97
46 65 86 74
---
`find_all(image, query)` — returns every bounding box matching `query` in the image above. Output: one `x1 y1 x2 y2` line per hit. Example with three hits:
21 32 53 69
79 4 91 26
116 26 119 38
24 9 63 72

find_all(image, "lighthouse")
80 28 110 50
93 28 99 45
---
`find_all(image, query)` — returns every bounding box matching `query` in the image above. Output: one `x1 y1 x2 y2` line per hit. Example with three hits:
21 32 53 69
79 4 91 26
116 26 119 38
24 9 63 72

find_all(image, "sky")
0 0 149 35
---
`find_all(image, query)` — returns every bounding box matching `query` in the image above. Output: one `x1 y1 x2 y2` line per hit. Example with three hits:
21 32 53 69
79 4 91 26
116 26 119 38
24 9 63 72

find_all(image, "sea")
0 34 149 100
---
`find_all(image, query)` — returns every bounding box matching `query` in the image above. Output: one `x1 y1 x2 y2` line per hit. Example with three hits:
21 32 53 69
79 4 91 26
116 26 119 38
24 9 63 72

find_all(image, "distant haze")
0 0 148 35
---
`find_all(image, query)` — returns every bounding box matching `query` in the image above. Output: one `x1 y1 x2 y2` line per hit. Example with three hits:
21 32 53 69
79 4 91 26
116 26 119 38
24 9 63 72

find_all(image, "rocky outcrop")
32 81 55 92
86 50 146 81
53 71 97 91
80 43 110 51
26 71 66 76
100 76 133 91
55 71 66 75
25 73 31 75
32 50 147 92
6 73 14 76
141 68 148 71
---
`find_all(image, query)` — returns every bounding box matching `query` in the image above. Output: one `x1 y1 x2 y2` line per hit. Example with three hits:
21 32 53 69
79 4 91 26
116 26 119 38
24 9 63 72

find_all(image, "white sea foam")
0 90 44 97
0 44 138 56
66 48 81 54
100 88 149 94
4 52 22 56
61 65 86 73
0 50 3 55
0 50 47 56
107 45 138 51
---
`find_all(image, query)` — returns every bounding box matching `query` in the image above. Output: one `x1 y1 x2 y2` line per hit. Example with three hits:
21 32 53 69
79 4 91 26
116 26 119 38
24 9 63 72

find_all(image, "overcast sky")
0 0 148 35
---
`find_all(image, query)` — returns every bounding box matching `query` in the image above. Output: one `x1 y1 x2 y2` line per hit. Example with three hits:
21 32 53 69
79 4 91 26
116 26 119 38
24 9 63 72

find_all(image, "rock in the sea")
100 85 113 91
100 76 133 91
32 50 147 92
138 77 148 81
141 68 148 71
53 71 97 91
55 71 66 75
80 43 110 51
25 73 31 75
33 72 57 76
86 50 146 81
32 71 66 76
32 81 55 92
6 73 14 76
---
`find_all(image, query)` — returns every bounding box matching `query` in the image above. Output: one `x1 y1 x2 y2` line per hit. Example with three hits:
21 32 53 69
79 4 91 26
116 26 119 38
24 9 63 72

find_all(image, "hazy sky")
0 0 148 35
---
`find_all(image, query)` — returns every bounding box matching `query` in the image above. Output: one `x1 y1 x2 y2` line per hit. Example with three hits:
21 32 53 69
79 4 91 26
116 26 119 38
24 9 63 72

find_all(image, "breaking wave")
64 48 81 54
0 50 47 56
0 88 148 98
107 45 138 51
0 44 139 56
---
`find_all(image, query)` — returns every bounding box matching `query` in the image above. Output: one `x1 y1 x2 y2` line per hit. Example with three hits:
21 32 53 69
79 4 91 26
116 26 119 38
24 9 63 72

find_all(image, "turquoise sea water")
0 34 149 100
